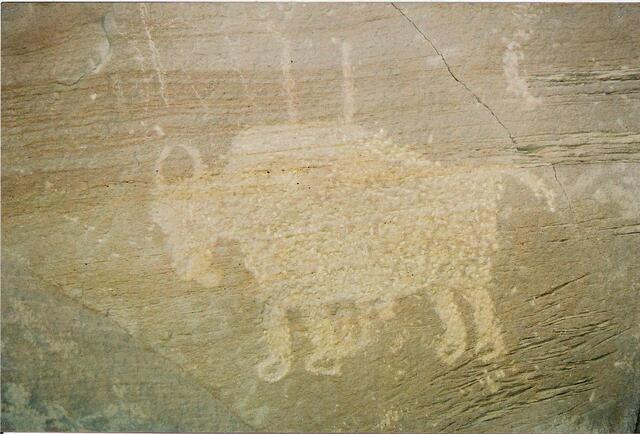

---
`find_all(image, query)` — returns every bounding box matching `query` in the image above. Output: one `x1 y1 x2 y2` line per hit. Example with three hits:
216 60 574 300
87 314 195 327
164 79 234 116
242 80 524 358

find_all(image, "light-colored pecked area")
2 3 639 432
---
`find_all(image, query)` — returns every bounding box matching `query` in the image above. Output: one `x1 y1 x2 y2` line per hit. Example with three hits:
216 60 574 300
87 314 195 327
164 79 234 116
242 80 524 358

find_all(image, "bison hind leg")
257 306 292 382
430 288 468 365
460 287 507 362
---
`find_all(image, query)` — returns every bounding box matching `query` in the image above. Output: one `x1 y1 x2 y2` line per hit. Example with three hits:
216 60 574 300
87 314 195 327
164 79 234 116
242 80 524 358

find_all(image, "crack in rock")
552 164 577 224
54 13 113 87
391 3 518 147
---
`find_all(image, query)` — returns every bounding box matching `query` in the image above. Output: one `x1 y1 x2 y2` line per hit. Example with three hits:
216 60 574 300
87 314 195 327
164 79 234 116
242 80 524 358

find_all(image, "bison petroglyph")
151 127 516 382
150 40 557 383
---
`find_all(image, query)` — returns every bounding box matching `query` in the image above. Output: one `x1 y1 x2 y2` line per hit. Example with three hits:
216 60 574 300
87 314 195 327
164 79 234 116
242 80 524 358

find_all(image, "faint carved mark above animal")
502 35 542 108
138 4 169 106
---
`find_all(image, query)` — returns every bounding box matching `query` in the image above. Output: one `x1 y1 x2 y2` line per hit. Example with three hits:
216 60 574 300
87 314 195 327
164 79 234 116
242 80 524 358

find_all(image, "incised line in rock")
139 4 169 107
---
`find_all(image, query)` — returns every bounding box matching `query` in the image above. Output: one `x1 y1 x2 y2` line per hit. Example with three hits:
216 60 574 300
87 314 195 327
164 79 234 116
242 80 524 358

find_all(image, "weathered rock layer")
2 3 639 432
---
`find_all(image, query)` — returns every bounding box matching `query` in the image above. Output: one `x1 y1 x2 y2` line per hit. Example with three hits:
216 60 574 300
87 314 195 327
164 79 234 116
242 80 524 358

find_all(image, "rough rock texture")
2 3 640 432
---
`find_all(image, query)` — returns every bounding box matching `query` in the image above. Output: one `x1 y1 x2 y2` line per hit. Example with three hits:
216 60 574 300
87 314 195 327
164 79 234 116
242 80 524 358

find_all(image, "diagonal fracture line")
391 3 518 147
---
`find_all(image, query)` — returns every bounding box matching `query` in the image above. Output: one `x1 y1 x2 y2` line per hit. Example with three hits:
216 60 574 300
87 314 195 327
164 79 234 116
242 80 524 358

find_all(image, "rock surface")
2 3 639 432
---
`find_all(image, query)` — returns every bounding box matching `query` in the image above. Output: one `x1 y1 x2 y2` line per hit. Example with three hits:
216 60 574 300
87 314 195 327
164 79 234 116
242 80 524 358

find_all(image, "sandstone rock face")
2 3 639 432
